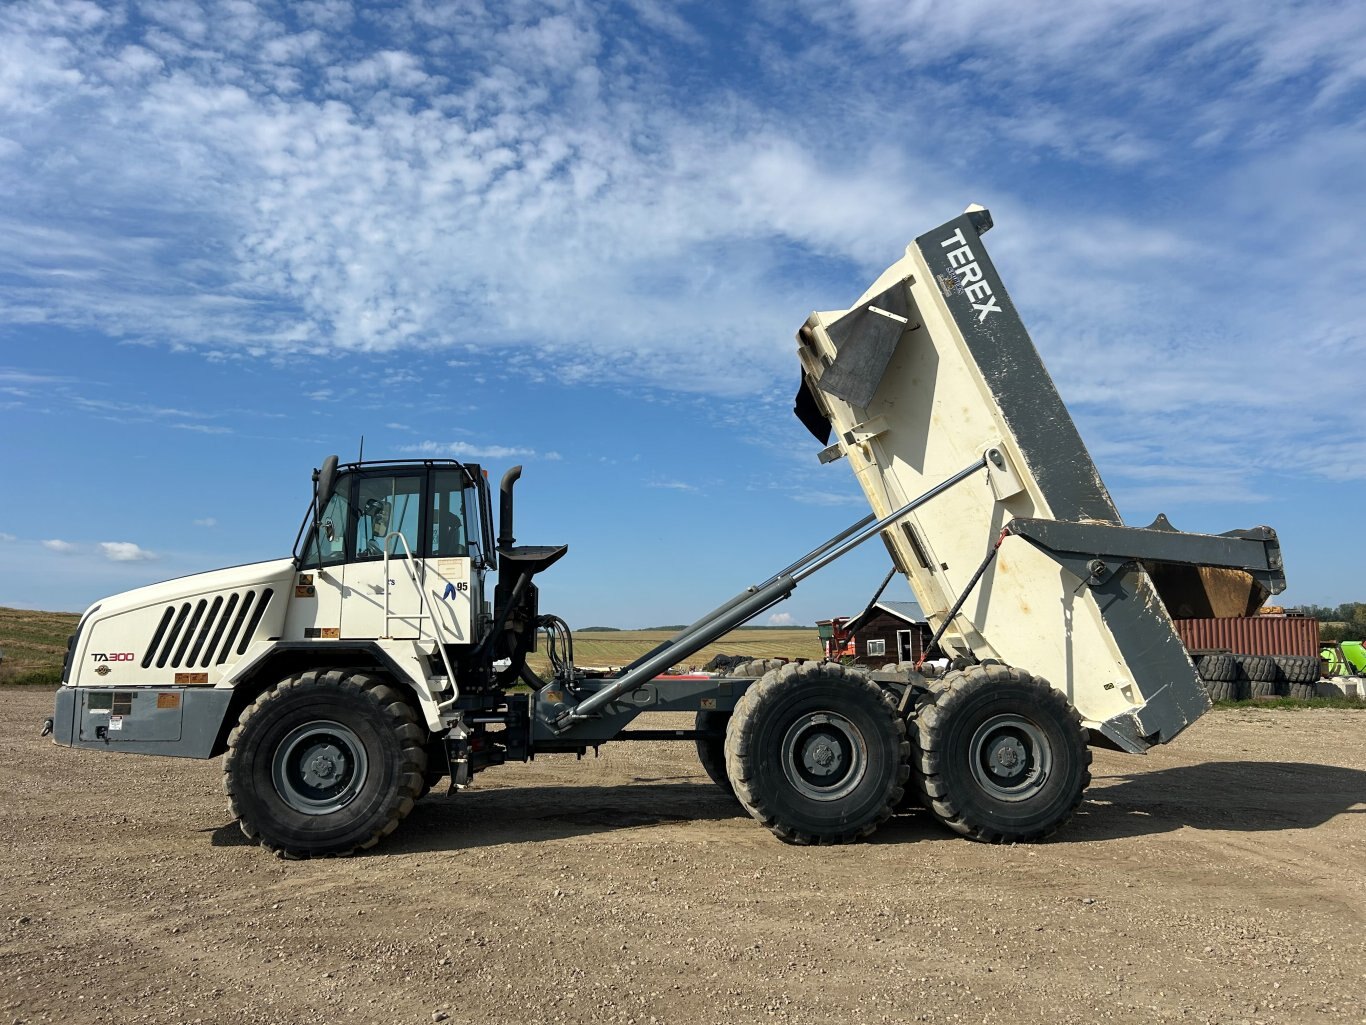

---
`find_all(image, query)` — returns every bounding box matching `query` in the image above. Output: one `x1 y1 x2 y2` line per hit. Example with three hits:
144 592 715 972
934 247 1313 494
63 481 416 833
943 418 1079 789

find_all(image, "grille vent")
142 588 275 670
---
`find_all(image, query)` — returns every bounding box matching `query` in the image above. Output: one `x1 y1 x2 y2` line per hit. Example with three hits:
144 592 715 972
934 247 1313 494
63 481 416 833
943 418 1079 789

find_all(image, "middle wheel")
724 662 909 845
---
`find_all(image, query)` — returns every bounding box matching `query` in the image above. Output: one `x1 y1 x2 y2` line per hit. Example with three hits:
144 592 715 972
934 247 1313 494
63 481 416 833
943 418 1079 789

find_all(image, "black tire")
724 662 908 845
418 768 446 800
1197 654 1237 683
912 665 1091 843
1248 679 1277 699
416 738 448 799
1235 654 1275 683
1274 655 1318 685
1289 683 1318 701
896 681 941 812
728 658 787 678
694 710 735 797
1204 678 1238 702
873 662 919 684
224 669 427 857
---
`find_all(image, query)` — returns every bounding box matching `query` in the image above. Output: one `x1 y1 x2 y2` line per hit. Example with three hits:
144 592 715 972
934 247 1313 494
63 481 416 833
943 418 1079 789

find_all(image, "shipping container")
1173 616 1319 658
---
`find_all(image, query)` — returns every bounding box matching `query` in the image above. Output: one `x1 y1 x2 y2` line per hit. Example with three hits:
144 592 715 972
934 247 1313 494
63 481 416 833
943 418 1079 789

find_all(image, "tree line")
1296 603 1366 642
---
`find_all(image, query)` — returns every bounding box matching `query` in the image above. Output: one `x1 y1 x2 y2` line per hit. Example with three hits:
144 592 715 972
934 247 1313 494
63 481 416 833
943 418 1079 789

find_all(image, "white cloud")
0 2 870 396
766 612 795 626
647 480 698 492
42 539 76 553
0 368 68 386
0 0 1363 501
100 542 158 562
401 440 548 461
0 532 15 542
193 517 217 527
789 489 865 507
804 1 1366 107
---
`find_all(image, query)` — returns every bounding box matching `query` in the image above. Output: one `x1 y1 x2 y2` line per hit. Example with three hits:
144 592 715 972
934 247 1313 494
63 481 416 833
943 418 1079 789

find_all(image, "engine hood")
67 559 297 688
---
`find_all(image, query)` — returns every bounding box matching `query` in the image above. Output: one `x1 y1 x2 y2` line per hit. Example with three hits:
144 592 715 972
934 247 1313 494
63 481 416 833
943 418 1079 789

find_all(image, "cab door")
343 472 425 640
423 469 477 644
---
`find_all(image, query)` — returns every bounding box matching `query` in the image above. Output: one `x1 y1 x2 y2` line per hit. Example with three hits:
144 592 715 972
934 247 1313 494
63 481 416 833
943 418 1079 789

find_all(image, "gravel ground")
3 686 1364 1025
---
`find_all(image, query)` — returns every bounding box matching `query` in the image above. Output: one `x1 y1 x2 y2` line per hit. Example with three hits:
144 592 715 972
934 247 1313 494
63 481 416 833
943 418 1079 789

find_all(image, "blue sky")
1 0 1363 626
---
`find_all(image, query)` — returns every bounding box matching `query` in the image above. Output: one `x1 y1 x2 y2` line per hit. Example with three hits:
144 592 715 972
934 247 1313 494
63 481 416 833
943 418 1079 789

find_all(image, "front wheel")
913 665 1090 843
224 669 427 857
724 662 908 845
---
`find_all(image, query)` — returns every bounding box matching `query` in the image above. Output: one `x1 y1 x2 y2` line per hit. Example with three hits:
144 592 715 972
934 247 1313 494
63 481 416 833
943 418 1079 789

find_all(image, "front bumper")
48 685 233 759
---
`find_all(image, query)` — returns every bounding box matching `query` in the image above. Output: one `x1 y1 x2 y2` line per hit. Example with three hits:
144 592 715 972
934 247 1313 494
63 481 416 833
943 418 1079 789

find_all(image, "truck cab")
291 459 496 650
49 458 523 761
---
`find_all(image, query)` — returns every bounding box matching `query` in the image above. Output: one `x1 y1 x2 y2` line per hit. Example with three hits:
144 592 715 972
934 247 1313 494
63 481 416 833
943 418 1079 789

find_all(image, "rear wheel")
224 669 427 857
725 662 908 844
694 710 735 797
912 665 1091 843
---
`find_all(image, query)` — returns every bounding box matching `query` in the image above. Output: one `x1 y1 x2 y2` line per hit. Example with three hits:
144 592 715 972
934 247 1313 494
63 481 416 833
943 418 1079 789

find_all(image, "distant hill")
626 624 811 632
0 607 79 685
0 607 821 687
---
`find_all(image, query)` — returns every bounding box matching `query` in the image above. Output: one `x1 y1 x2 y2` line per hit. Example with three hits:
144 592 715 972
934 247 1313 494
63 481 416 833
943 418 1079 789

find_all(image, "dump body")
796 207 1283 752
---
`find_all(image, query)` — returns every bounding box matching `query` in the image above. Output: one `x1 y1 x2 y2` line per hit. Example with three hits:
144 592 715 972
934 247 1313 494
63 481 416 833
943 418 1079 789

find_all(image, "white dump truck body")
795 206 1282 752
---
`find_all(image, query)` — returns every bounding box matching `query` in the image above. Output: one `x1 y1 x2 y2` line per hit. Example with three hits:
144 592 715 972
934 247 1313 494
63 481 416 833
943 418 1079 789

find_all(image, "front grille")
142 588 275 670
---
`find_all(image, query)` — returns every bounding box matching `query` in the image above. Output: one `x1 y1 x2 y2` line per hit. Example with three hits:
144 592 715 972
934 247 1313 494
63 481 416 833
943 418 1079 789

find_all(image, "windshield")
295 463 487 567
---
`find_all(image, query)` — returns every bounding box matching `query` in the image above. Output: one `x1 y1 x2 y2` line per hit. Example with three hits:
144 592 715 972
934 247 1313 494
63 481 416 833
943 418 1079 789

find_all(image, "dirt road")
3 687 1363 1025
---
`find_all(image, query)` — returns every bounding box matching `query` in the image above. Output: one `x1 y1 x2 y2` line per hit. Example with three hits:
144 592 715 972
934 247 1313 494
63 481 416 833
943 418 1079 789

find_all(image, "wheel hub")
803 736 843 774
988 736 1026 776
303 744 346 785
780 712 868 802
968 714 1052 802
272 721 369 816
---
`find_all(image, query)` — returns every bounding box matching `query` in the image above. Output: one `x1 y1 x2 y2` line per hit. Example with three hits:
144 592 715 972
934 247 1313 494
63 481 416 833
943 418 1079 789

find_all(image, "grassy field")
0 607 80 685
524 627 823 675
0 607 821 686
7 606 1352 706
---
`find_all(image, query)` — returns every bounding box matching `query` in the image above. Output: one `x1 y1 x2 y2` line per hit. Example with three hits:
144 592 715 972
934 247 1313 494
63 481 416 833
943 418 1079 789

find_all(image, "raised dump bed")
794 205 1284 754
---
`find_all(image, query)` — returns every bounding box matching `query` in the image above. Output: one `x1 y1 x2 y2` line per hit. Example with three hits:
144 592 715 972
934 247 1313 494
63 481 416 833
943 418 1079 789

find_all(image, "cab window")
355 475 422 560
430 470 468 557
302 479 353 568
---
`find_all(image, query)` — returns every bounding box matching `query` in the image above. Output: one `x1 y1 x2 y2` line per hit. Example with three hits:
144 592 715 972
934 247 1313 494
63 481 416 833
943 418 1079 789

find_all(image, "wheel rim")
968 713 1051 802
779 711 868 802
271 720 369 816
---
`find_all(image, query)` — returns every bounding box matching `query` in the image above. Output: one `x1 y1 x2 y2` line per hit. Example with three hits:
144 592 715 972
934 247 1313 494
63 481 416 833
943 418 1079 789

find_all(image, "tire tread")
912 666 1091 844
223 669 427 858
724 662 908 846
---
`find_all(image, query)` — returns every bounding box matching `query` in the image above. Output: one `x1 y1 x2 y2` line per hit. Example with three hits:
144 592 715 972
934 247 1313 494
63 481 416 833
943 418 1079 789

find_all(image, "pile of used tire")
703 654 791 675
701 653 746 673
1195 652 1320 702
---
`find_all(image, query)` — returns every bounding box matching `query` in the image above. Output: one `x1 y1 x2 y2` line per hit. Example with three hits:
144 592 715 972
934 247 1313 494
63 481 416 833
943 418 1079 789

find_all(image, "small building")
819 601 935 668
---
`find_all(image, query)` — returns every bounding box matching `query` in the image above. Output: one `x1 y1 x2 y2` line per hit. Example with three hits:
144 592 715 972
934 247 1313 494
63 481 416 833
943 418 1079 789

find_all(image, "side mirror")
313 455 339 526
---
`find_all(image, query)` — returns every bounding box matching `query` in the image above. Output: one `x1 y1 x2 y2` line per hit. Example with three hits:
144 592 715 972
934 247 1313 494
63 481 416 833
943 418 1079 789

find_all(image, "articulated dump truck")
46 205 1285 856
